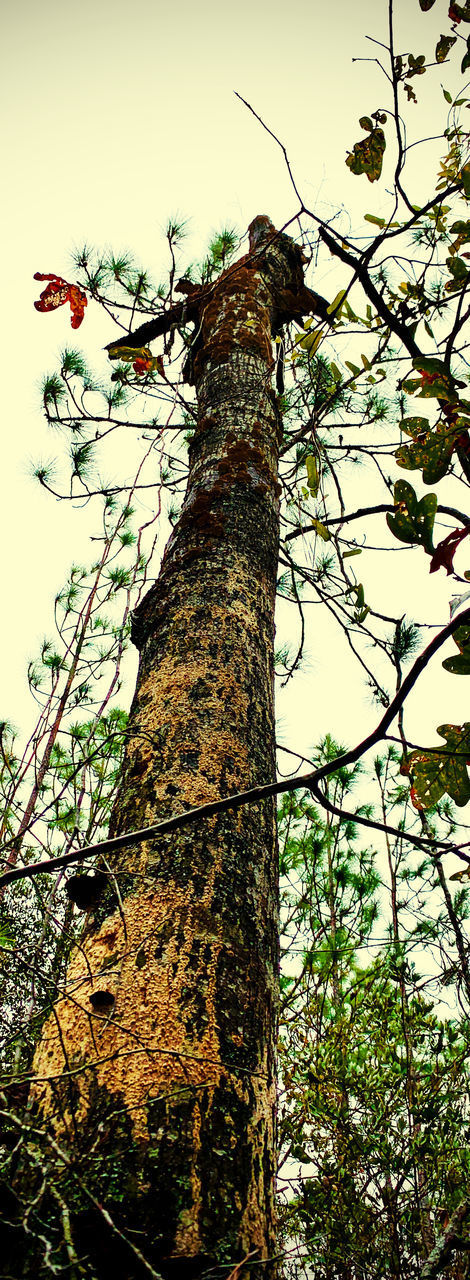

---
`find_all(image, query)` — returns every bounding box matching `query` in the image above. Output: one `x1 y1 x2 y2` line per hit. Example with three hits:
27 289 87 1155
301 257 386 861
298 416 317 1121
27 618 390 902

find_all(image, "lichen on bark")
17 220 316 1280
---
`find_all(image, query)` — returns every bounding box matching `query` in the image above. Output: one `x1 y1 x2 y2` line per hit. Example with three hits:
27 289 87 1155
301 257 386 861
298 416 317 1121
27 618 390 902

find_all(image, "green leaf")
343 548 362 558
451 2 470 21
364 214 386 227
402 723 470 809
396 418 461 484
445 254 470 292
306 455 320 496
407 53 426 77
345 361 361 377
346 126 386 183
311 519 330 541
107 343 151 363
443 89 453 103
419 0 436 9
442 624 470 674
442 653 470 674
359 116 374 131
412 356 457 401
461 164 470 200
436 34 456 63
402 378 422 395
299 328 324 355
386 480 437 553
450 219 470 244
327 290 347 315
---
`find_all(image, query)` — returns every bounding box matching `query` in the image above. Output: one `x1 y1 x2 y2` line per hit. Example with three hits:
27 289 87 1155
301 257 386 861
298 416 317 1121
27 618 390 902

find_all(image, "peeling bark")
16 221 315 1280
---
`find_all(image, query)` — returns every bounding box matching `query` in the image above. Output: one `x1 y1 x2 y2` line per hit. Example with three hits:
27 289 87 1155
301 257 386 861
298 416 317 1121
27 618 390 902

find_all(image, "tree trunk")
12 222 314 1280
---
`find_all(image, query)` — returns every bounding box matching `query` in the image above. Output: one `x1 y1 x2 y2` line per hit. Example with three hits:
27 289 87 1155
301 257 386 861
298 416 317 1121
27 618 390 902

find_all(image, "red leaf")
68 284 87 329
132 354 165 376
430 525 470 574
133 357 153 375
34 273 87 329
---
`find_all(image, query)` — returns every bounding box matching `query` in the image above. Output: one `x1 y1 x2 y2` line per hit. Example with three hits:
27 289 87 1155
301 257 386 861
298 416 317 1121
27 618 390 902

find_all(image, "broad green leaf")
408 53 426 75
299 328 324 355
399 417 431 438
327 290 347 315
445 255 470 291
329 362 342 382
461 164 470 200
442 624 470 674
386 479 436 553
359 116 374 131
402 378 422 395
342 300 359 321
345 361 361 377
443 88 453 103
419 0 437 10
108 343 151 363
364 214 386 227
442 653 470 674
449 219 470 253
343 548 362 558
436 35 456 63
412 356 457 401
346 127 386 183
311 519 330 541
396 420 460 484
306 455 320 496
402 723 470 809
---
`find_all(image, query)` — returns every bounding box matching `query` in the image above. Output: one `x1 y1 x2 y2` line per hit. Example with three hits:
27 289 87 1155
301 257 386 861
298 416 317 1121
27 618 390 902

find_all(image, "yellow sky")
1 0 465 748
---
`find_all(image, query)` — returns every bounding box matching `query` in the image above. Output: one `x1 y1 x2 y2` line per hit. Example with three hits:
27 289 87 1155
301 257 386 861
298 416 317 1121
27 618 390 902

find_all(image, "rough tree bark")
12 219 318 1280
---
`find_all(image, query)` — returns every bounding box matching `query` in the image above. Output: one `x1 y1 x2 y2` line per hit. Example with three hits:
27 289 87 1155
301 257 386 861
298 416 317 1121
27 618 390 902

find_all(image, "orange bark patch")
194 263 273 381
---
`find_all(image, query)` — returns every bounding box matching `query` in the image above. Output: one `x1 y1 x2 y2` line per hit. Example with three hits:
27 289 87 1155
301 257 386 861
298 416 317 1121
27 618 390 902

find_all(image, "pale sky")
1 0 467 762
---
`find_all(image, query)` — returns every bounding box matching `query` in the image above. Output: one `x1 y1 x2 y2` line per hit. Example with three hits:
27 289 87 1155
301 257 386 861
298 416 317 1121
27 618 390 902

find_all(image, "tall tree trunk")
12 221 314 1279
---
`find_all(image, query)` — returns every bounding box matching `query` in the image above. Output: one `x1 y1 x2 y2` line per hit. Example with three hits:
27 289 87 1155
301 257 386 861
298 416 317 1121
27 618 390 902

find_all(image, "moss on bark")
10 223 313 1280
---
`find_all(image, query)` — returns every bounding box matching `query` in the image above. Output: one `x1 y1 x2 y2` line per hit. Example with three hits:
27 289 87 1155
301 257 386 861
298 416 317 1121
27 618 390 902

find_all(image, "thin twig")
2 609 470 889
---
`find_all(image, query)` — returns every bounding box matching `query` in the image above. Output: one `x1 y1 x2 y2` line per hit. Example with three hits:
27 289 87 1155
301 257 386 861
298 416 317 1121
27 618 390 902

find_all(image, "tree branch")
285 503 470 541
2 609 470 890
421 1199 470 1280
104 295 200 354
319 225 421 359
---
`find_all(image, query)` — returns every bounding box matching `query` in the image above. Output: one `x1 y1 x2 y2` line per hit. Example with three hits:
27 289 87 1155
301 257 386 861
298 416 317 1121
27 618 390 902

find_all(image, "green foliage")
41 374 65 406
386 478 436 553
305 454 319 496
442 622 470 673
346 114 387 182
279 759 470 1278
401 723 470 808
436 33 457 62
199 225 238 281
396 414 464 484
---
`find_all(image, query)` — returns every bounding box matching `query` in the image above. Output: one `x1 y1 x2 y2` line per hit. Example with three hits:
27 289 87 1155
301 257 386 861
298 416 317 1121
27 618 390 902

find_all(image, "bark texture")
13 223 314 1280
